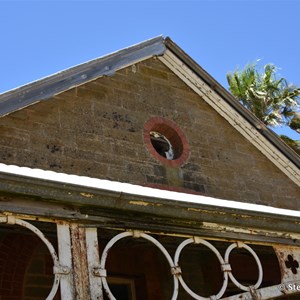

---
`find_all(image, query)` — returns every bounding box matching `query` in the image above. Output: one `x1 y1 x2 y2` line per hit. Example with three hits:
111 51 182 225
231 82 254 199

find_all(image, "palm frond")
227 61 300 127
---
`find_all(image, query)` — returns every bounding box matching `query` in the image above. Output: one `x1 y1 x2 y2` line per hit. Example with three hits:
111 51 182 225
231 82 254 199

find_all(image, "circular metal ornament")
100 231 179 300
224 242 263 291
174 238 228 300
0 217 60 300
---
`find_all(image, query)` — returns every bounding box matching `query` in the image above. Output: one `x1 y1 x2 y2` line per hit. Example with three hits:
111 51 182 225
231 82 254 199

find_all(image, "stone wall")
0 58 299 209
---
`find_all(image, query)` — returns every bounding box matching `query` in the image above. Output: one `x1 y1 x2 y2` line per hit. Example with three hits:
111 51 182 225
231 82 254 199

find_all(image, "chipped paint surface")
57 224 74 299
85 228 102 300
274 245 300 282
2 214 300 299
200 221 300 243
129 200 162 207
70 224 90 299
80 193 94 198
188 207 226 215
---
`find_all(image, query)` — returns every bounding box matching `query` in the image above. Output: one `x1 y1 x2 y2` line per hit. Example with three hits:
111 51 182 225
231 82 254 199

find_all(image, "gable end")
159 48 300 188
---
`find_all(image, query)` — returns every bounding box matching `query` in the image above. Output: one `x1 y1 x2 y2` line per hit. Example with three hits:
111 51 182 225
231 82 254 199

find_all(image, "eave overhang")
0 36 166 116
0 164 299 246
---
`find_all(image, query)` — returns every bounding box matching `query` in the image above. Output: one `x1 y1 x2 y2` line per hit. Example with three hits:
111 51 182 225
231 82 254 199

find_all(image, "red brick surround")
144 117 189 167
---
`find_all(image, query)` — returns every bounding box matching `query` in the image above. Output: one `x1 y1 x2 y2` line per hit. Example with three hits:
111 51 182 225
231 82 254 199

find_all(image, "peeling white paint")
80 193 94 198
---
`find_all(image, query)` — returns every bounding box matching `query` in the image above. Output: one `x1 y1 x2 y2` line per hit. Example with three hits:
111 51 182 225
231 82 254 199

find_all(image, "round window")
150 131 175 160
144 117 189 167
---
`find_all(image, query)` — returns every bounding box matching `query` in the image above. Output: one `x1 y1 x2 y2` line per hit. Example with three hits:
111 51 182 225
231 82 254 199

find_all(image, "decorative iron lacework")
0 216 69 300
98 231 264 299
1 217 300 299
97 230 300 300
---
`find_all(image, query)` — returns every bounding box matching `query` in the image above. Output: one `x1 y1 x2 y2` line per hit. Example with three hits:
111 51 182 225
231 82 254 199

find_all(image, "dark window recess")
103 283 133 300
150 131 174 160
144 117 189 166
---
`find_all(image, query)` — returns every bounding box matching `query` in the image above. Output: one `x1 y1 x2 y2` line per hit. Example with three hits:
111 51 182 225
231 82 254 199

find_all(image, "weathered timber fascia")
164 37 300 170
0 169 300 246
0 36 165 117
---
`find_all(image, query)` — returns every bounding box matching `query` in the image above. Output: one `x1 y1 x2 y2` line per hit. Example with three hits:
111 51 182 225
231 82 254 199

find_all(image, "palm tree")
279 135 300 155
290 113 300 133
227 63 300 129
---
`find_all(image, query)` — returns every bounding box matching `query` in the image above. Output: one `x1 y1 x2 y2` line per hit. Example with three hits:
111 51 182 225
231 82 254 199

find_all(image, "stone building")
0 36 299 299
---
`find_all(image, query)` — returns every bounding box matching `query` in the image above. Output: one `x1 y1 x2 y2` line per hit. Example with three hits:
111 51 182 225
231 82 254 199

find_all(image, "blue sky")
1 0 299 139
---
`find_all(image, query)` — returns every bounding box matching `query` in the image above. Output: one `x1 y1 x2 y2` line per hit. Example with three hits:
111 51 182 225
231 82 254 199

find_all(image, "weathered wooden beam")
70 224 90 300
0 36 165 117
1 171 300 246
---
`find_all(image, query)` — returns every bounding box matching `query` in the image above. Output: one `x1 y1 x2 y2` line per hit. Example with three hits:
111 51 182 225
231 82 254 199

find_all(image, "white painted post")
57 223 75 300
86 227 103 300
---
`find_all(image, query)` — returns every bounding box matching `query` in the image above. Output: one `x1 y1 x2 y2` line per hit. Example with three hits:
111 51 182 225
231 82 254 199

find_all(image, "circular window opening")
150 131 175 160
144 117 189 167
